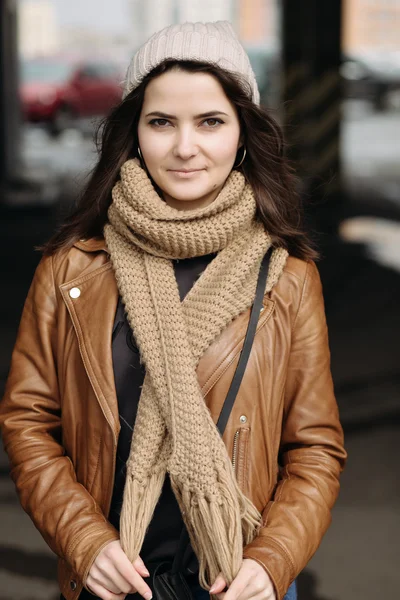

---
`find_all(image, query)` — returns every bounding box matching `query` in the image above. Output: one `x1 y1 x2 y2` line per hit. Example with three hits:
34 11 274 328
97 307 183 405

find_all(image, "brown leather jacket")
0 238 346 600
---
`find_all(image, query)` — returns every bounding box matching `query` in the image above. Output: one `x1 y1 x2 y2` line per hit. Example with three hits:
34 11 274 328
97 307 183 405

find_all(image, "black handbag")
147 248 273 600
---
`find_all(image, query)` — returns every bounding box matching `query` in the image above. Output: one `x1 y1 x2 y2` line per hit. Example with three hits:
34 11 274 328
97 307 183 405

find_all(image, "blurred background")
0 1 399 599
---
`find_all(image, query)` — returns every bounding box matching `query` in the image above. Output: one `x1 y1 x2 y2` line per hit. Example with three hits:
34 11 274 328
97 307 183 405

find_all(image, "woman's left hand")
209 559 277 600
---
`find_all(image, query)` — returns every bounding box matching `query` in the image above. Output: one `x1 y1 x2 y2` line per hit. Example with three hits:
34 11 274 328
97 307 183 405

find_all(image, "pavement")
0 103 399 600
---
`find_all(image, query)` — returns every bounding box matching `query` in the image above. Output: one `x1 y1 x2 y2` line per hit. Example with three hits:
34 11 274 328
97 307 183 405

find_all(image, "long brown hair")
42 59 317 260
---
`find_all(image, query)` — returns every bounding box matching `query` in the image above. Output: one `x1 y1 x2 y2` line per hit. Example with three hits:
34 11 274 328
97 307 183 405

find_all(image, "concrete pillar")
282 0 343 233
0 0 21 195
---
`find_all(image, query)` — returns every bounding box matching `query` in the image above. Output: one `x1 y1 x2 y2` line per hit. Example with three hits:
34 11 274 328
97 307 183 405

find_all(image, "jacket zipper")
232 429 240 473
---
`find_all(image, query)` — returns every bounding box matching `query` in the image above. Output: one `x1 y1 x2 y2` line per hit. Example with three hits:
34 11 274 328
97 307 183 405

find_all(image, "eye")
202 118 224 128
149 118 171 128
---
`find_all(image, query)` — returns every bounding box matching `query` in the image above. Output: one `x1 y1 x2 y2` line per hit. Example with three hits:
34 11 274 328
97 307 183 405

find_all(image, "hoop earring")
234 147 246 168
137 147 143 161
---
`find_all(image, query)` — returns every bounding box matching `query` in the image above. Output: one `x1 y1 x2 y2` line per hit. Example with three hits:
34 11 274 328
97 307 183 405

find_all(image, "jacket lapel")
59 262 120 439
197 298 275 419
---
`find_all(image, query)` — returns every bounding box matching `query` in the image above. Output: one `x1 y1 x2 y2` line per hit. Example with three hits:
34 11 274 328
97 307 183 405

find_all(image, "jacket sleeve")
0 255 119 585
243 260 347 599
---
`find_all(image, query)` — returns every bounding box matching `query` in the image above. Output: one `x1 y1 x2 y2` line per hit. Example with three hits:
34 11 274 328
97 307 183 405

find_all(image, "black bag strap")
215 247 272 433
171 248 273 574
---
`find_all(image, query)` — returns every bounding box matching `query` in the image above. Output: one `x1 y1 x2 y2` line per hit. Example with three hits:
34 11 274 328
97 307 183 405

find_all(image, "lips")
167 168 205 179
168 169 203 173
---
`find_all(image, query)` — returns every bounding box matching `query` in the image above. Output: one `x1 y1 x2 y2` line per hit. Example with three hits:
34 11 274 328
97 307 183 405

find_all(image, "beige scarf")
104 159 288 589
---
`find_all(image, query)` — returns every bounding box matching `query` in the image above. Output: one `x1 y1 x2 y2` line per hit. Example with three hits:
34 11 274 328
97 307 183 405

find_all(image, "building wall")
179 0 233 24
129 0 176 48
343 0 400 52
237 0 278 46
128 0 265 51
18 0 59 59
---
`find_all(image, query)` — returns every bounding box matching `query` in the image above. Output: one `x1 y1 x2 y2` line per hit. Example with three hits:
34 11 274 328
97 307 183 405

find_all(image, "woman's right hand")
86 540 153 600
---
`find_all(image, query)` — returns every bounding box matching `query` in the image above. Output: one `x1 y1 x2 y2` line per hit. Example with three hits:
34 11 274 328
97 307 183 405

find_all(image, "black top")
108 253 216 568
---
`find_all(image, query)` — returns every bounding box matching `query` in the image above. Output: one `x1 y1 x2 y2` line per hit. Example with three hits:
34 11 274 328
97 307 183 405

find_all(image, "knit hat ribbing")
122 21 260 104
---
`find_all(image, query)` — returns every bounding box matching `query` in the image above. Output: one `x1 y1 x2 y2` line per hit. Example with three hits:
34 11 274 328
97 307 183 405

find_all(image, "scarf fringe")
120 469 165 562
171 460 262 590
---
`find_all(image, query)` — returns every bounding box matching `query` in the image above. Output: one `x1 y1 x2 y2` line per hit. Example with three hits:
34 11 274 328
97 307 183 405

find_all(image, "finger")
113 551 152 596
122 567 153 600
223 574 248 600
248 592 275 600
225 581 269 600
85 577 126 600
133 555 150 577
210 573 228 594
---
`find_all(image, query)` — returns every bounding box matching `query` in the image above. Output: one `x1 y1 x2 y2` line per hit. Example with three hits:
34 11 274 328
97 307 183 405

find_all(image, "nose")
173 127 199 161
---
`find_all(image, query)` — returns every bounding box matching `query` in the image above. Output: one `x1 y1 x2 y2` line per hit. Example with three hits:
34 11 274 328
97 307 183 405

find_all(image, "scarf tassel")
171 462 262 590
120 469 165 562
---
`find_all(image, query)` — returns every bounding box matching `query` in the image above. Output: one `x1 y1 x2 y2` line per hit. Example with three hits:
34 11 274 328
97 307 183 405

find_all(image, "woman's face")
137 69 242 210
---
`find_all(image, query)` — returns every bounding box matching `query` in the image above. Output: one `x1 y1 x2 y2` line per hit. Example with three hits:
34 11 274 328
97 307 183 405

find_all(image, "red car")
20 57 123 135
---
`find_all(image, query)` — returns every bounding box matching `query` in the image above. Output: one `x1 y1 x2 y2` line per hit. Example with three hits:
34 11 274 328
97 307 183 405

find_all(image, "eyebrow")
145 111 229 119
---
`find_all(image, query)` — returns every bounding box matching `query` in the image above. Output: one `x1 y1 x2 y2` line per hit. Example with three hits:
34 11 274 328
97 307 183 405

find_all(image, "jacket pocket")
232 427 250 493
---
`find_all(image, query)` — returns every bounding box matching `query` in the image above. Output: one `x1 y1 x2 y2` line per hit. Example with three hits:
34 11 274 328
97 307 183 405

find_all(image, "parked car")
341 53 400 111
20 57 123 135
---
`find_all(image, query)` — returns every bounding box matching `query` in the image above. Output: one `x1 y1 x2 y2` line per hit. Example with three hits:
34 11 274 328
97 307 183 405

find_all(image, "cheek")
138 127 166 163
208 131 240 162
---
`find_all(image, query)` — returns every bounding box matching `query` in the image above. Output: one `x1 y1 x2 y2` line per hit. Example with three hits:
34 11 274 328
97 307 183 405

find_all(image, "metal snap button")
69 287 81 299
70 580 77 591
240 415 247 424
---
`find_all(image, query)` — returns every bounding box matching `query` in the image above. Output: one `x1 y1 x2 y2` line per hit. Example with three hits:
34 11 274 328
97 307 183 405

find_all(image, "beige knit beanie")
122 21 260 104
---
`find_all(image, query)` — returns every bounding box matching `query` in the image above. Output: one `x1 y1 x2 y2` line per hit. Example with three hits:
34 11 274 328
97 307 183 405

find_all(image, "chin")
164 185 214 203
170 192 210 202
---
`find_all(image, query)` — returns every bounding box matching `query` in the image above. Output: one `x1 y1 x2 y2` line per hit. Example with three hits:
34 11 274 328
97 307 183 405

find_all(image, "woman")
0 21 346 600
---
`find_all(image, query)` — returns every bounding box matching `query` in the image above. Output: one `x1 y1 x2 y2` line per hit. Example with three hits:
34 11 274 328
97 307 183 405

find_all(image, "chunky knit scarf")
104 159 288 589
